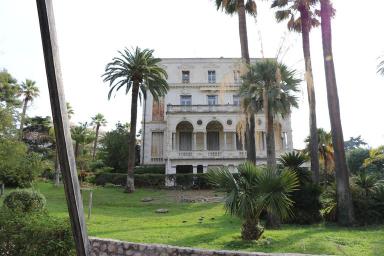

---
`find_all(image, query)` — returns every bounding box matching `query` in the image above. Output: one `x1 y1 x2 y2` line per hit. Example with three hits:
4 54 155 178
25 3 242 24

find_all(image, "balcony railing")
167 104 240 113
168 150 249 159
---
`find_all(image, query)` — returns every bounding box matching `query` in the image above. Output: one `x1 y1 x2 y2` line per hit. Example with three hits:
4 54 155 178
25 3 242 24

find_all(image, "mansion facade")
140 58 293 175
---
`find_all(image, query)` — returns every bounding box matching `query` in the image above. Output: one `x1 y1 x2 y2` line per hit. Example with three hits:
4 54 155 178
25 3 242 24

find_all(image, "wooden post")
88 190 93 220
35 1 90 255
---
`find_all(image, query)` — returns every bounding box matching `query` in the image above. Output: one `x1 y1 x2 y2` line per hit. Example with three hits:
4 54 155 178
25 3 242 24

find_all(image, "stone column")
193 132 197 150
193 165 197 174
203 165 208 173
223 132 227 151
203 132 207 150
233 132 237 150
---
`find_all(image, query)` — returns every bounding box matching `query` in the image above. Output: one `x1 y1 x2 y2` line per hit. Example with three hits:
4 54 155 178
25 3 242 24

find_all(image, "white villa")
140 58 293 175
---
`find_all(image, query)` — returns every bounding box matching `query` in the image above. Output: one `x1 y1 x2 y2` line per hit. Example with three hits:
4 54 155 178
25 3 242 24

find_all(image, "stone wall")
89 237 313 256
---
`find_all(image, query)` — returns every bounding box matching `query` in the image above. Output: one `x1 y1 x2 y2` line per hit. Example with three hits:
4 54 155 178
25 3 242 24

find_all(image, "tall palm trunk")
264 89 280 228
299 6 320 183
92 124 100 160
237 0 256 163
19 98 29 139
264 90 276 169
126 82 139 193
320 0 354 226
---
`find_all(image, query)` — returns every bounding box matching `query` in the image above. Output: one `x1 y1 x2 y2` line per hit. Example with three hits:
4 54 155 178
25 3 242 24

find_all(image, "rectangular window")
151 132 164 158
233 95 240 106
207 132 220 150
208 70 216 83
234 70 241 83
207 95 218 105
182 70 190 83
152 97 164 121
180 95 192 105
179 132 192 151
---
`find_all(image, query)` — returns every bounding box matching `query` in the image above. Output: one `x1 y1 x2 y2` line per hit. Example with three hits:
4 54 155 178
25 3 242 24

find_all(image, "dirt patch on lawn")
164 189 224 203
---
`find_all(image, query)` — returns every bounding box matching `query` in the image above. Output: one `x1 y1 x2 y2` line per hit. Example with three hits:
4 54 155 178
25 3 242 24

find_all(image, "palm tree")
320 0 354 225
91 113 107 160
215 0 257 163
102 47 168 193
271 0 320 183
305 128 334 176
207 162 298 240
70 122 95 159
19 79 40 138
279 151 311 185
242 60 300 168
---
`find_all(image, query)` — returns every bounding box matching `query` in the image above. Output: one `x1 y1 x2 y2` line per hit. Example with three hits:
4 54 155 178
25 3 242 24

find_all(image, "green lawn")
2 182 383 256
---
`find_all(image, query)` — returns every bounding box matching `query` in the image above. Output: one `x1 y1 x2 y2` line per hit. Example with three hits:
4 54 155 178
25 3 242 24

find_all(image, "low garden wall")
89 237 314 256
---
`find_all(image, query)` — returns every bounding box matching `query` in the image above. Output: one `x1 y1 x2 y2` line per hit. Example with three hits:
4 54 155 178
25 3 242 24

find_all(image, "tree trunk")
264 89 280 228
92 124 100 160
264 90 276 169
237 0 256 163
320 0 354 226
299 7 320 184
126 82 139 193
241 218 264 241
237 0 250 64
19 98 29 139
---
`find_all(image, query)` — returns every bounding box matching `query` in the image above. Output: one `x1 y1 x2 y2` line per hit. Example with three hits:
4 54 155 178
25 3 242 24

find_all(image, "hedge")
3 190 46 213
0 210 74 256
93 172 212 189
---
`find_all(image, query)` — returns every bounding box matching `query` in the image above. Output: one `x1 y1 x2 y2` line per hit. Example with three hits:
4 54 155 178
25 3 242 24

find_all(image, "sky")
1 0 384 149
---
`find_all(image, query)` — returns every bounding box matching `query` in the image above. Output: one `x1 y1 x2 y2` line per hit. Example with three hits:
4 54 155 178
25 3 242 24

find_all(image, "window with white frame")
208 70 216 83
233 95 240 106
182 70 190 83
207 95 218 105
180 95 192 105
151 132 164 159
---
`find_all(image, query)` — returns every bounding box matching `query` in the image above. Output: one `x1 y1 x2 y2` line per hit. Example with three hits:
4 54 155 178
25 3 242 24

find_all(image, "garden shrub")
135 165 165 174
288 183 322 224
93 172 211 189
3 190 46 213
0 210 74 256
0 139 43 187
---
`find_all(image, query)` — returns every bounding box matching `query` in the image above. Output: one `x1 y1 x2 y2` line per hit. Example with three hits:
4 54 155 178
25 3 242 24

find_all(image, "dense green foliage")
347 148 370 174
93 172 211 189
0 209 73 256
344 136 367 151
279 152 322 225
98 122 132 172
6 182 381 256
3 190 46 213
0 139 43 187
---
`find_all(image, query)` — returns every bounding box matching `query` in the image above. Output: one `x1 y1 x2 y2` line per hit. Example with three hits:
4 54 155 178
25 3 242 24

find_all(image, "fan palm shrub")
206 162 298 240
279 152 322 224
